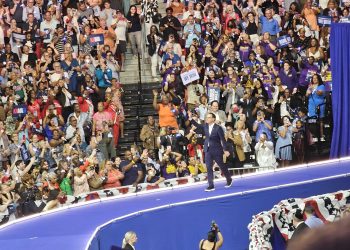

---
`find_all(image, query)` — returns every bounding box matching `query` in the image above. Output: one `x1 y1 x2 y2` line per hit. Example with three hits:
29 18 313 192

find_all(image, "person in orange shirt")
92 18 116 53
152 90 179 129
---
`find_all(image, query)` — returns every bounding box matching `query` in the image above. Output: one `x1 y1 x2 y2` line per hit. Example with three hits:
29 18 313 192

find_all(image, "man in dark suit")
189 111 233 191
290 210 310 242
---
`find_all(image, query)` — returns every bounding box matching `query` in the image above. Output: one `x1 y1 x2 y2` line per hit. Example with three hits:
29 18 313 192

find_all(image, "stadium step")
116 0 165 154
118 82 160 155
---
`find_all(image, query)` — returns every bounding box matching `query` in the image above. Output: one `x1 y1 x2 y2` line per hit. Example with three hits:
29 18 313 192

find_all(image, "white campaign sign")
180 68 200 85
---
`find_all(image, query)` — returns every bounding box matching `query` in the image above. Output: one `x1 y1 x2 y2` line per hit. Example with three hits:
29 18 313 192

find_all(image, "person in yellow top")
188 156 207 176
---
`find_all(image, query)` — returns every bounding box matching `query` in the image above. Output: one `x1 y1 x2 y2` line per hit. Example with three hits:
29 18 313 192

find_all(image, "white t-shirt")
113 20 127 42
40 19 59 43
50 72 63 83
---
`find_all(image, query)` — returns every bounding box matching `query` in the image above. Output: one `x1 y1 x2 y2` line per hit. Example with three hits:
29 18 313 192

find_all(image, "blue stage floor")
1 159 350 250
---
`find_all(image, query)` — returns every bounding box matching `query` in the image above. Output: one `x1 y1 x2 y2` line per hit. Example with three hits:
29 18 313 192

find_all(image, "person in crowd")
255 133 278 168
275 116 296 167
100 1 117 27
159 7 181 41
253 110 273 142
73 167 90 196
120 150 143 187
152 90 179 129
147 25 162 81
279 61 298 93
306 38 325 65
306 74 326 141
140 116 160 151
126 5 142 59
183 15 201 50
101 160 124 189
259 8 280 42
301 0 320 38
112 10 128 71
208 101 226 127
227 120 252 168
293 119 306 164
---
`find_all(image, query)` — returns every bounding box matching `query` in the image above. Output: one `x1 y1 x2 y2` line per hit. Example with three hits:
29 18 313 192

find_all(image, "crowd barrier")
0 173 213 224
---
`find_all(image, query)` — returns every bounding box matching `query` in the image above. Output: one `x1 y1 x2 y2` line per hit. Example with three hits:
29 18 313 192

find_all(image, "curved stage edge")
0 158 350 250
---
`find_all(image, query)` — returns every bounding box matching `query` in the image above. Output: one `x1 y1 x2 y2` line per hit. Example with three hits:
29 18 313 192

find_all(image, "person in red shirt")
104 92 120 146
101 160 124 189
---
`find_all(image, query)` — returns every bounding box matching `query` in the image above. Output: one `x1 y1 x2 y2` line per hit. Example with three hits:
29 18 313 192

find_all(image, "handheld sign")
317 15 332 26
89 34 105 46
277 35 292 48
180 68 200 85
207 87 220 104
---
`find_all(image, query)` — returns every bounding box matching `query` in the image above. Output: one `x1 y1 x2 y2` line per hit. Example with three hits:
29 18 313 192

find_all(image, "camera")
210 220 217 231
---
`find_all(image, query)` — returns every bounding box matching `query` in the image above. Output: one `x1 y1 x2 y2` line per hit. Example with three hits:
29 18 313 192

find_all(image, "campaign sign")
13 104 28 119
89 34 105 46
306 69 318 83
317 15 332 26
180 68 200 85
277 35 292 48
12 32 26 42
207 87 220 104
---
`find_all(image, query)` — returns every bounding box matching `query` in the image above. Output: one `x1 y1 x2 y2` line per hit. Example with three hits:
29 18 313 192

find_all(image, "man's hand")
30 156 36 164
187 110 192 120
224 151 230 157
132 155 140 163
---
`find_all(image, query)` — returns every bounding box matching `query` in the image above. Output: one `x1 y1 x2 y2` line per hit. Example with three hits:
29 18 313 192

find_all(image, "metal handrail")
279 144 293 160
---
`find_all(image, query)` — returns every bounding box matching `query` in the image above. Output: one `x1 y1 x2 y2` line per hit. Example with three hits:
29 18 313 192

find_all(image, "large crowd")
0 0 346 223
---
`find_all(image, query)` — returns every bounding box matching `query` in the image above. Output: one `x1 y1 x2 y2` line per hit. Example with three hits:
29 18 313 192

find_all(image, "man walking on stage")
188 111 233 191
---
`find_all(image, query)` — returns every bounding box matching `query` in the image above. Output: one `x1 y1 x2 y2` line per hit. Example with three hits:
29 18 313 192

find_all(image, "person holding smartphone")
199 222 224 250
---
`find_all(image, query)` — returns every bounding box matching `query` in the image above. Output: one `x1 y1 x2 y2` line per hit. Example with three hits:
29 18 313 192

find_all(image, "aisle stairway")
119 1 167 84
117 82 160 155
116 1 167 154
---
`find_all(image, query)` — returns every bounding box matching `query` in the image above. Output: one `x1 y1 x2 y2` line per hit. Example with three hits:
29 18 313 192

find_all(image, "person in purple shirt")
298 56 319 95
222 66 238 86
278 61 298 92
204 68 222 88
259 32 278 60
238 33 252 62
